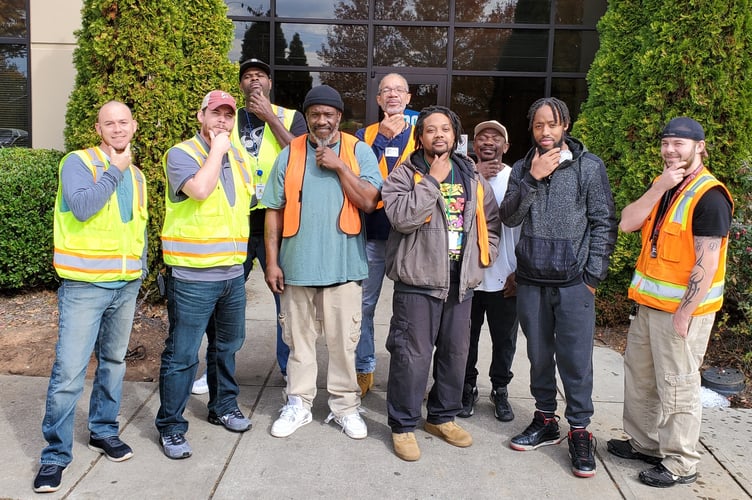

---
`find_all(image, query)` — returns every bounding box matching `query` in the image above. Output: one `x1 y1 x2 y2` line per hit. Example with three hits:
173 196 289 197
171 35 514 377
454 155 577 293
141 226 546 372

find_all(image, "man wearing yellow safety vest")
35 101 146 493
381 105 501 462
262 85 382 440
157 91 252 460
607 117 733 488
353 73 416 397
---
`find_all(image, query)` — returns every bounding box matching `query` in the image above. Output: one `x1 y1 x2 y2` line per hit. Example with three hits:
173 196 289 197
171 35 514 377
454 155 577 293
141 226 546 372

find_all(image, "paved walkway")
1 269 751 499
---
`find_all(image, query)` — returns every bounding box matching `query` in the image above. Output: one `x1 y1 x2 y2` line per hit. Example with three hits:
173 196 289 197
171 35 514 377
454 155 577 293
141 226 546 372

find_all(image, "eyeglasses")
378 87 409 96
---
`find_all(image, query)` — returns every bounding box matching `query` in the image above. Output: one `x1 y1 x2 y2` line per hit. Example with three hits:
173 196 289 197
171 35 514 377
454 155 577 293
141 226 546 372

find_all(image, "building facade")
3 0 605 161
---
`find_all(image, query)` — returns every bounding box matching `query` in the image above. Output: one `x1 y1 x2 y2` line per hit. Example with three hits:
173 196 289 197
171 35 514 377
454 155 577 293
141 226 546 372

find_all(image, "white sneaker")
271 396 312 438
326 411 367 439
191 373 208 395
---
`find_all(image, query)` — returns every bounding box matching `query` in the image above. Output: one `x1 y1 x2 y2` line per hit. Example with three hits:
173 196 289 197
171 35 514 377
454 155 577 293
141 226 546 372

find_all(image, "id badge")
255 183 265 200
447 231 459 251
385 147 399 158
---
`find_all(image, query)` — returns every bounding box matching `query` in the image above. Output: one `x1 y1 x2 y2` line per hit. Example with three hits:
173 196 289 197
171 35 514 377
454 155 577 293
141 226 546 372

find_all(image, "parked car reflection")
0 128 29 147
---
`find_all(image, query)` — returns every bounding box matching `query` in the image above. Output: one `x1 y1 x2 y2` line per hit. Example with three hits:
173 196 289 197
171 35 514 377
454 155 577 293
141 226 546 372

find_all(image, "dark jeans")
465 290 518 389
386 282 472 433
244 212 288 376
516 282 595 428
156 275 246 436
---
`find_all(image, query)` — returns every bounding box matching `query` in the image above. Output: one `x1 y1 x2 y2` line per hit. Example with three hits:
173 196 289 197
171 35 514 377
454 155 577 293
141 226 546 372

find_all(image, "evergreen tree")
574 0 752 320
64 0 237 292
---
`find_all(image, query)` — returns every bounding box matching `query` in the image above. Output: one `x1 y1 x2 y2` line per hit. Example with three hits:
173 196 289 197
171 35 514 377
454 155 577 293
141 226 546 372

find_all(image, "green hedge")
0 148 63 290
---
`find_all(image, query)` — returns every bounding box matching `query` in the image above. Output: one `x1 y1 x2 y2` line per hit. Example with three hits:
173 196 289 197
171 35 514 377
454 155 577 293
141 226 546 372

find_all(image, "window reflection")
316 24 369 68
373 26 448 67
374 0 449 21
0 44 29 147
453 75 545 163
553 30 599 72
276 0 369 20
0 0 27 38
556 0 607 24
551 78 588 122
454 28 547 72
455 0 551 24
225 1 269 17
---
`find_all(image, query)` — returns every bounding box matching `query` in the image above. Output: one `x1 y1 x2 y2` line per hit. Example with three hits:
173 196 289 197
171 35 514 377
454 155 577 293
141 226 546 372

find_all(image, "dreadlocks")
413 105 463 153
527 97 570 131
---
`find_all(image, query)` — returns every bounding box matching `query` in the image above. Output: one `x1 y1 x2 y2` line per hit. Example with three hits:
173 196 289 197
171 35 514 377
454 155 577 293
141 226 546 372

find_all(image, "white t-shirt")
477 165 520 292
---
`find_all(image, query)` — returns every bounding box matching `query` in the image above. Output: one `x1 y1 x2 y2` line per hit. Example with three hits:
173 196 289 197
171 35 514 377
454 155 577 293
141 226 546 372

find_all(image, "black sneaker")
568 429 597 478
490 386 514 422
457 384 479 418
639 463 697 488
88 435 134 462
33 464 65 493
509 410 564 451
606 438 662 465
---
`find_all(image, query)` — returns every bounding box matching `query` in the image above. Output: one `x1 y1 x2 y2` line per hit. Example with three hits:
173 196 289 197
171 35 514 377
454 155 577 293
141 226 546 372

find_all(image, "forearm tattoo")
679 236 720 313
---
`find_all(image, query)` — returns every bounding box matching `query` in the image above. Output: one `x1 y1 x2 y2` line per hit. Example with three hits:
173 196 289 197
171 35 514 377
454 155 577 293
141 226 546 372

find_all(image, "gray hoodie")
499 136 617 288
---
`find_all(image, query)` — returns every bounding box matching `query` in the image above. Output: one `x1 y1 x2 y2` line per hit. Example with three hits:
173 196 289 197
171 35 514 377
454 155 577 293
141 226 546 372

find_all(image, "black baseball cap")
239 58 271 80
661 117 705 141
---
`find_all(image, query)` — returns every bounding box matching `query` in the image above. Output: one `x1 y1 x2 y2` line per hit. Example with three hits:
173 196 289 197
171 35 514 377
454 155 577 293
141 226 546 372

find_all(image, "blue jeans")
355 239 386 373
41 279 140 467
156 274 246 436
244 227 288 376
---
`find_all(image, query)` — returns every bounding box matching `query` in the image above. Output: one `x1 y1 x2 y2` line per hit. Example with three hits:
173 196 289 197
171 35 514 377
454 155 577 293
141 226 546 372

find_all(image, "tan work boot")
424 420 473 447
392 432 421 461
357 372 374 396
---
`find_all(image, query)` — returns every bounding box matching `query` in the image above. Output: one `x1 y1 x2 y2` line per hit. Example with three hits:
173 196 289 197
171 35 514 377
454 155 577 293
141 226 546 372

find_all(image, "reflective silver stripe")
54 252 142 273
670 174 715 224
162 239 247 256
631 271 725 304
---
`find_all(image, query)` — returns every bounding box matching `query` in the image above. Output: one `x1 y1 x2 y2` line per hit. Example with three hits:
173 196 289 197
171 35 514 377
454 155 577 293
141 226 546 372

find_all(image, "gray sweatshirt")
499 136 616 288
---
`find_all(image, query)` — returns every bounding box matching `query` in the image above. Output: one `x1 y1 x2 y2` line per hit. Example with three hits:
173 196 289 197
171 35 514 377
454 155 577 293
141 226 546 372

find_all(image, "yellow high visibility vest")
232 105 295 210
53 147 147 282
161 137 252 268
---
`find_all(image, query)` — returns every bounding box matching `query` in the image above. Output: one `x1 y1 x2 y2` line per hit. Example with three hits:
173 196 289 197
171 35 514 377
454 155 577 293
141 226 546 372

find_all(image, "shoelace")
225 408 244 420
164 433 186 445
324 409 366 431
571 431 594 458
39 464 61 475
98 435 123 447
279 404 304 421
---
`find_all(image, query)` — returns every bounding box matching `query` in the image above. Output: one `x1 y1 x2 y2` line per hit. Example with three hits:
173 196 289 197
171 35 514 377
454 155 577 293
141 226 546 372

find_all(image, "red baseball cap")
201 90 236 112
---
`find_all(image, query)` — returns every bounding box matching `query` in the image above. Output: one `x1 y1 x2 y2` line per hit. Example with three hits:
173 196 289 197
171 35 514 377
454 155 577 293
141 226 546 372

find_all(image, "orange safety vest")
413 171 491 266
364 122 416 210
282 133 363 237
628 167 733 315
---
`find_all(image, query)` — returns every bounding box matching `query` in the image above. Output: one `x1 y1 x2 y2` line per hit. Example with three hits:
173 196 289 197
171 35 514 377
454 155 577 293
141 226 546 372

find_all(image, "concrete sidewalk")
1 268 751 499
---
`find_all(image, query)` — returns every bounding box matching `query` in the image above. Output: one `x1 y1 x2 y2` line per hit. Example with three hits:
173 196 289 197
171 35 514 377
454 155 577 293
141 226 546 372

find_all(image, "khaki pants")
623 305 715 476
279 282 362 417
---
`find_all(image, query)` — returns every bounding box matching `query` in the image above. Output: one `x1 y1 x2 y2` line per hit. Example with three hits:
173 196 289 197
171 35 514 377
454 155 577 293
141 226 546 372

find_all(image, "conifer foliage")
574 0 752 320
64 0 237 291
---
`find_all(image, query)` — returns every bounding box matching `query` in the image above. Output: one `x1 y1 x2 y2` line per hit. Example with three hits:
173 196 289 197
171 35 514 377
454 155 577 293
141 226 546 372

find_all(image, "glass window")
556 0 607 25
274 71 367 131
455 0 551 24
552 30 599 72
452 75 545 163
232 20 270 63
454 28 548 72
225 1 270 17
374 0 449 22
275 0 369 20
551 78 589 123
373 26 448 67
0 44 29 147
0 0 27 38
294 23 368 68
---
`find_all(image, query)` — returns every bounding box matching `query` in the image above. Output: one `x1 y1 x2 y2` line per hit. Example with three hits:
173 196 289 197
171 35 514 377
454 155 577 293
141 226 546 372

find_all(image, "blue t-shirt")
262 136 382 286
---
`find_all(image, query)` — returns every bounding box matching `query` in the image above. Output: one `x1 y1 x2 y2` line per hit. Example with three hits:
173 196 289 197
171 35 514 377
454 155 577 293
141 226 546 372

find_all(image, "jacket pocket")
516 235 579 283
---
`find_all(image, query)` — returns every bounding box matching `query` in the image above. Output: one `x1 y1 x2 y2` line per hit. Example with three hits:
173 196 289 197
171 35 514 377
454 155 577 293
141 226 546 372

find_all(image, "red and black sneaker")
568 428 597 478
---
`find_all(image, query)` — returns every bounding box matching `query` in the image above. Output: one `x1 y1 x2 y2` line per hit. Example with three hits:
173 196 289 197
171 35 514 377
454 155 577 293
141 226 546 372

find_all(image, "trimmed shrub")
0 148 64 290
65 0 237 297
574 0 752 327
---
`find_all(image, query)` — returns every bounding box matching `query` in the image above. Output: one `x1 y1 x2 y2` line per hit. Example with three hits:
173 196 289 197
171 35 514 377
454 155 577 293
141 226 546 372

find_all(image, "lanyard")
649 164 703 258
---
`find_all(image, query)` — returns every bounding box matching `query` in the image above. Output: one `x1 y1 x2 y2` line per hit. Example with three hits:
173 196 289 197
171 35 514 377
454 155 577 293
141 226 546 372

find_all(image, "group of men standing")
33 56 733 494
